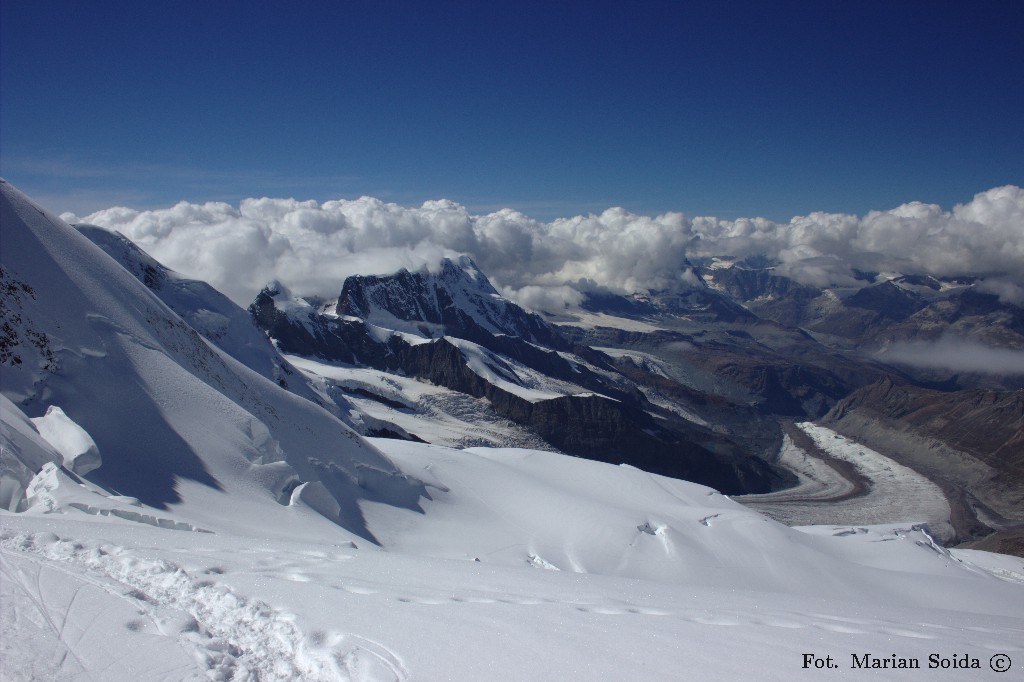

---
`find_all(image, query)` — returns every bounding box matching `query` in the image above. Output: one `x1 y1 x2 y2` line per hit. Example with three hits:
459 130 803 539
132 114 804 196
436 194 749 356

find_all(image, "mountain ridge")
0 179 422 538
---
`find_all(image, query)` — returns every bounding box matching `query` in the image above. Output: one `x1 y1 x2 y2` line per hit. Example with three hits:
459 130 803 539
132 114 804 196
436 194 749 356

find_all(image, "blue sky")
2 1 1022 220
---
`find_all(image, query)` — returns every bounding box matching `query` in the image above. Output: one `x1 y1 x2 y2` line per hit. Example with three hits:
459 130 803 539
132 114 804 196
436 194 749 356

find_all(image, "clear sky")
2 1 1022 221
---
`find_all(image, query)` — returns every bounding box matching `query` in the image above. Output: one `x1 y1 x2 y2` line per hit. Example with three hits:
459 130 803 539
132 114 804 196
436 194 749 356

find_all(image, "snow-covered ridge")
0 179 422 537
445 336 602 403
73 225 329 406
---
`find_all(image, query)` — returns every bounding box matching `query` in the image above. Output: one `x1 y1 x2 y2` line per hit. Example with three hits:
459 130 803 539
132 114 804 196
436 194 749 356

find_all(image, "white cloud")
878 338 1024 376
73 185 1024 311
774 256 860 289
976 278 1024 306
500 284 585 314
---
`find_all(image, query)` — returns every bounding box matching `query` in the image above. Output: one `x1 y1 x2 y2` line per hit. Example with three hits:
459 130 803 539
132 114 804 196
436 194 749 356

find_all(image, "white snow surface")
3 180 1024 680
445 337 596 403
285 355 553 450
74 226 329 409
545 308 668 332
2 434 1023 681
30 405 102 476
0 178 420 538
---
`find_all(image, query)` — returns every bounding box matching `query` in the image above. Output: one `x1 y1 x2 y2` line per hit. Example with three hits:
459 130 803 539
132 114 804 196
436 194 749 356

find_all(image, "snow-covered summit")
336 255 565 347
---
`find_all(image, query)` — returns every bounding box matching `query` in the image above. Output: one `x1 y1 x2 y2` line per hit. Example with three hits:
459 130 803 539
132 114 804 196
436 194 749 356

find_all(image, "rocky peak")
335 256 568 349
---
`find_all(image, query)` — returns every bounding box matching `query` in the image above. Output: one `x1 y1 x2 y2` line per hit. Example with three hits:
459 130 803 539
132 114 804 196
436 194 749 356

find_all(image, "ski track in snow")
298 570 1023 653
172 540 1024 654
0 531 407 682
6 527 1022 682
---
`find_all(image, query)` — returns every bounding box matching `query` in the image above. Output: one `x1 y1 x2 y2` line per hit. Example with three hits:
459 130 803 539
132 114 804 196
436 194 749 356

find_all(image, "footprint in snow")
4 531 409 682
338 583 379 595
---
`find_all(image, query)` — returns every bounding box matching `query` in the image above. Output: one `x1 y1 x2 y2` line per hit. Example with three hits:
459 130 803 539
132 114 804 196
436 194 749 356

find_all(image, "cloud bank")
879 338 1024 376
68 185 1024 310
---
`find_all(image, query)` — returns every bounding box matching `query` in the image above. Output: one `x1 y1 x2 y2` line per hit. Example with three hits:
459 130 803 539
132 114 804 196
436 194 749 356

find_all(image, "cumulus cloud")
773 256 860 289
500 284 585 314
69 185 1024 311
878 337 1024 376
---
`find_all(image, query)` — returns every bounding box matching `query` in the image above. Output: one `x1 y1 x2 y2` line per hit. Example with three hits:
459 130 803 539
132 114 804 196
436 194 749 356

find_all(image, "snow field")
3 506 1022 682
286 355 554 450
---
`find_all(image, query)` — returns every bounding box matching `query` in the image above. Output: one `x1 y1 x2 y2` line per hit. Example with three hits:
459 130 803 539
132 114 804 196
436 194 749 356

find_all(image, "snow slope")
2 435 1022 681
0 179 421 539
73 224 320 403
286 355 554 450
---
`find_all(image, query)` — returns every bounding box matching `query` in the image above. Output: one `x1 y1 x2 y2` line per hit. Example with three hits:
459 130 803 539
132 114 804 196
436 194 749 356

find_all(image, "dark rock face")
580 291 658 317
253 252 1024 504
251 288 369 365
845 281 927 320
558 322 880 420
893 274 942 291
785 281 931 342
712 361 851 417
337 256 569 351
877 290 1024 345
702 267 821 328
826 378 1024 472
568 269 1023 540
393 338 788 494
644 287 759 324
705 266 1024 357
704 267 801 302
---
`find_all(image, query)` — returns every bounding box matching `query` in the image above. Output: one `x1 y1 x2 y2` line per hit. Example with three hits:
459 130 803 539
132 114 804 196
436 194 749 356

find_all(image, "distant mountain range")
239 247 1022 545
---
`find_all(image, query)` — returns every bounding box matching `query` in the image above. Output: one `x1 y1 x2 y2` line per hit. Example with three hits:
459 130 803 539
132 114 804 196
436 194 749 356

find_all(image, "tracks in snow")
0 531 406 682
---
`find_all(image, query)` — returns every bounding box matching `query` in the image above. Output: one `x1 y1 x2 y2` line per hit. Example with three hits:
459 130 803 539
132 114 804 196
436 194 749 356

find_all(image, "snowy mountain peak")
4 181 1024 682
336 255 564 347
263 279 293 301
434 255 498 295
